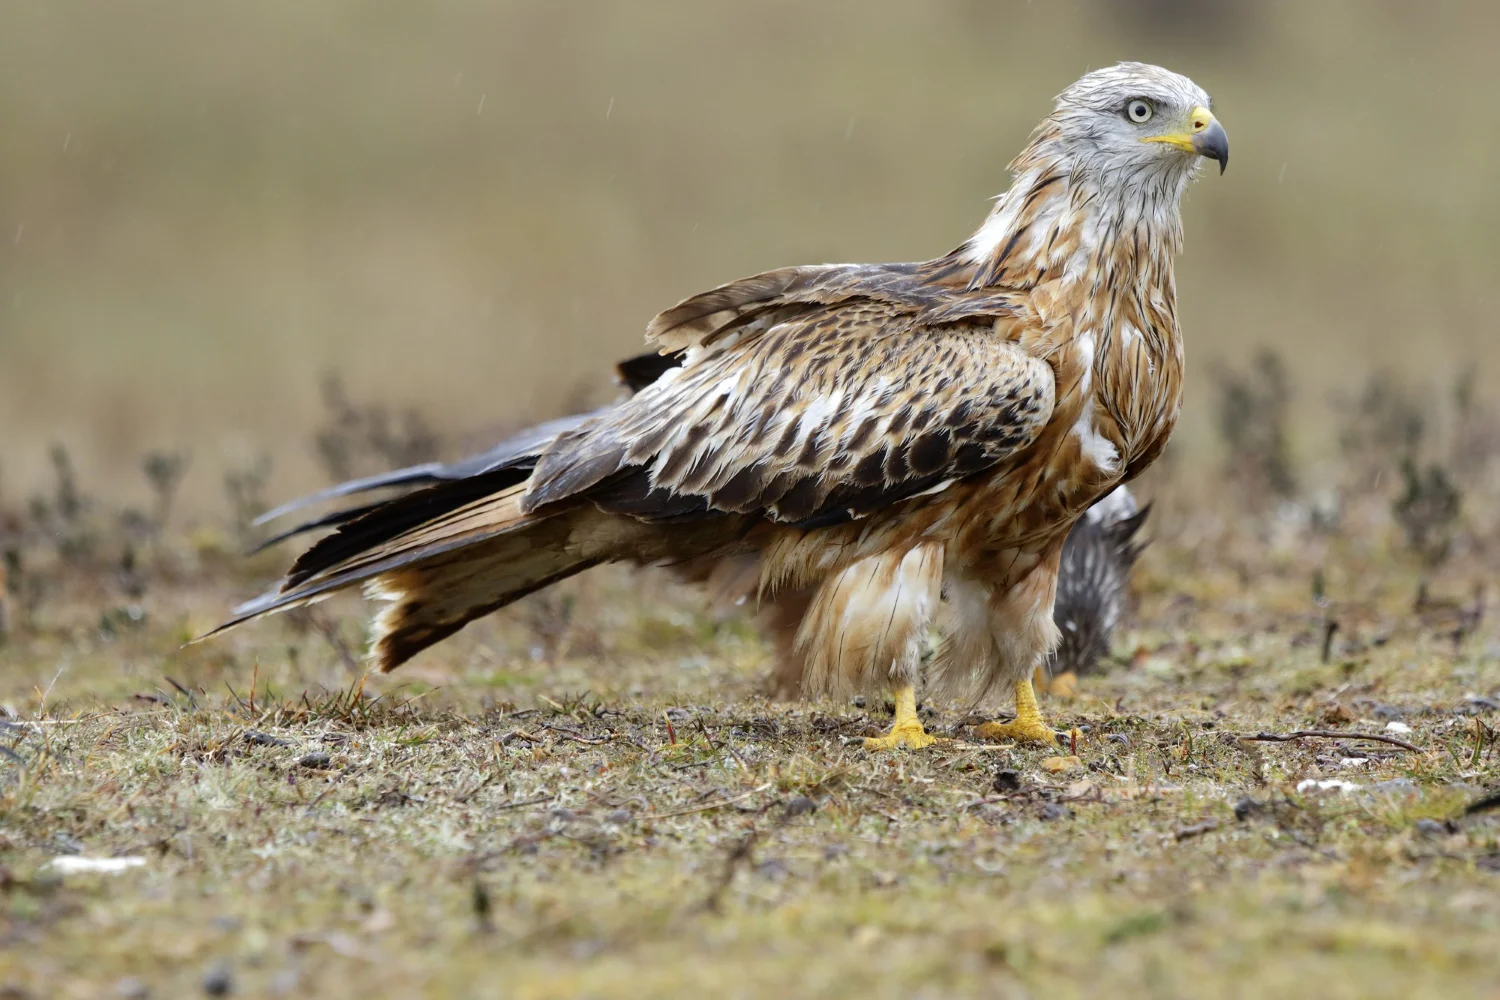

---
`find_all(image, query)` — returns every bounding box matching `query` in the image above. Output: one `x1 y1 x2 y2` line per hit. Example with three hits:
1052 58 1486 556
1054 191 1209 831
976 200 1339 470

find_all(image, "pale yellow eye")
1126 100 1153 124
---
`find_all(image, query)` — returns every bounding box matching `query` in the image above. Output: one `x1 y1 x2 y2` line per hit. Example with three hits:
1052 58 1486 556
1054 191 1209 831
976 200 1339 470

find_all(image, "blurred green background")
3 0 1498 508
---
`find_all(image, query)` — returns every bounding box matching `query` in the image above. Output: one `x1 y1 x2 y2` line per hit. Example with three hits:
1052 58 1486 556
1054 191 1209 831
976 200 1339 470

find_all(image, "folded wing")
527 282 1055 530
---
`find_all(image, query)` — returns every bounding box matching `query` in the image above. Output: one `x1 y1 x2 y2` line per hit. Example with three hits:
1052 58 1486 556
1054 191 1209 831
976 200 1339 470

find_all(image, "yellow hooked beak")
1142 105 1229 174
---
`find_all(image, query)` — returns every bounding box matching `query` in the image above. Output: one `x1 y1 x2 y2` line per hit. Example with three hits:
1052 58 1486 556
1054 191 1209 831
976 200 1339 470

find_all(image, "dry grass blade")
1236 729 1422 753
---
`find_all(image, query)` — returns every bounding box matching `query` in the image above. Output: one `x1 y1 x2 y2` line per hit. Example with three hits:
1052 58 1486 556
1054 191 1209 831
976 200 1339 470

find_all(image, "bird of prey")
253 389 1148 701
215 62 1225 749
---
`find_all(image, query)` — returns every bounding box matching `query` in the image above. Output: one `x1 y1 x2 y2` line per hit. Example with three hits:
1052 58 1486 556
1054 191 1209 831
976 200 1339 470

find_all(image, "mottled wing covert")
525 290 1054 528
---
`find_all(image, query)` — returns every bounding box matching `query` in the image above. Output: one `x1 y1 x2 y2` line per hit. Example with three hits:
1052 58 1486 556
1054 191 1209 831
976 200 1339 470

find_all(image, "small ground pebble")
784 795 817 817
1233 797 1265 822
201 961 233 996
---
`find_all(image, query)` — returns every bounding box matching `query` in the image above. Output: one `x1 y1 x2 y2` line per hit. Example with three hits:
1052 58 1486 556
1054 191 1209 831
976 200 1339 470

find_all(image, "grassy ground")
3 6 1500 993
2 480 1497 998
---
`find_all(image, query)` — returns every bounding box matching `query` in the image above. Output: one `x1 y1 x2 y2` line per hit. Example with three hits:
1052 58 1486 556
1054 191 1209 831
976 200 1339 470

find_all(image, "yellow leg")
863 685 945 750
974 677 1072 746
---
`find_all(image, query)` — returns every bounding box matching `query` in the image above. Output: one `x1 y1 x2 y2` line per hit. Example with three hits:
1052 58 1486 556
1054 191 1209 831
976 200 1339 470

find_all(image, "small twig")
1236 729 1421 753
164 676 198 709
539 722 612 745
472 882 494 935
302 785 339 812
1464 790 1500 816
697 793 793 913
852 783 900 801
493 794 555 813
1174 819 1220 841
958 796 1001 811
224 681 250 713
1320 619 1339 664
699 826 763 914
450 773 499 805
643 783 773 821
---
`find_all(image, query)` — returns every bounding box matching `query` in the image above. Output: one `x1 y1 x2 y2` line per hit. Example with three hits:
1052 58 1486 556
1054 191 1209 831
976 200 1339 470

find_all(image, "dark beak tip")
1194 120 1229 176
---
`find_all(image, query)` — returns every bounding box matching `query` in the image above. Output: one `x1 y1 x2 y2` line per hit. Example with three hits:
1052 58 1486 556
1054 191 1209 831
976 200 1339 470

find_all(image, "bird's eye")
1125 100 1153 124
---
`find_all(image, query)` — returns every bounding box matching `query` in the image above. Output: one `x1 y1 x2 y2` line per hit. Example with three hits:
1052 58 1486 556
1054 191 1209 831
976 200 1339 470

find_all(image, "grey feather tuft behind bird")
1048 485 1149 676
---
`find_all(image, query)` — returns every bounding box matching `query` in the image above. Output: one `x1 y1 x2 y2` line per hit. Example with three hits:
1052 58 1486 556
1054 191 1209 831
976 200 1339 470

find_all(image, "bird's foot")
973 717 1071 746
864 719 945 750
863 684 948 751
973 676 1081 746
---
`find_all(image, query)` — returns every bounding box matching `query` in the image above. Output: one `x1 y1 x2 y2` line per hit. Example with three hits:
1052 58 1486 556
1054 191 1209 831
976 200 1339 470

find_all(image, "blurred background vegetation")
2 0 1498 512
